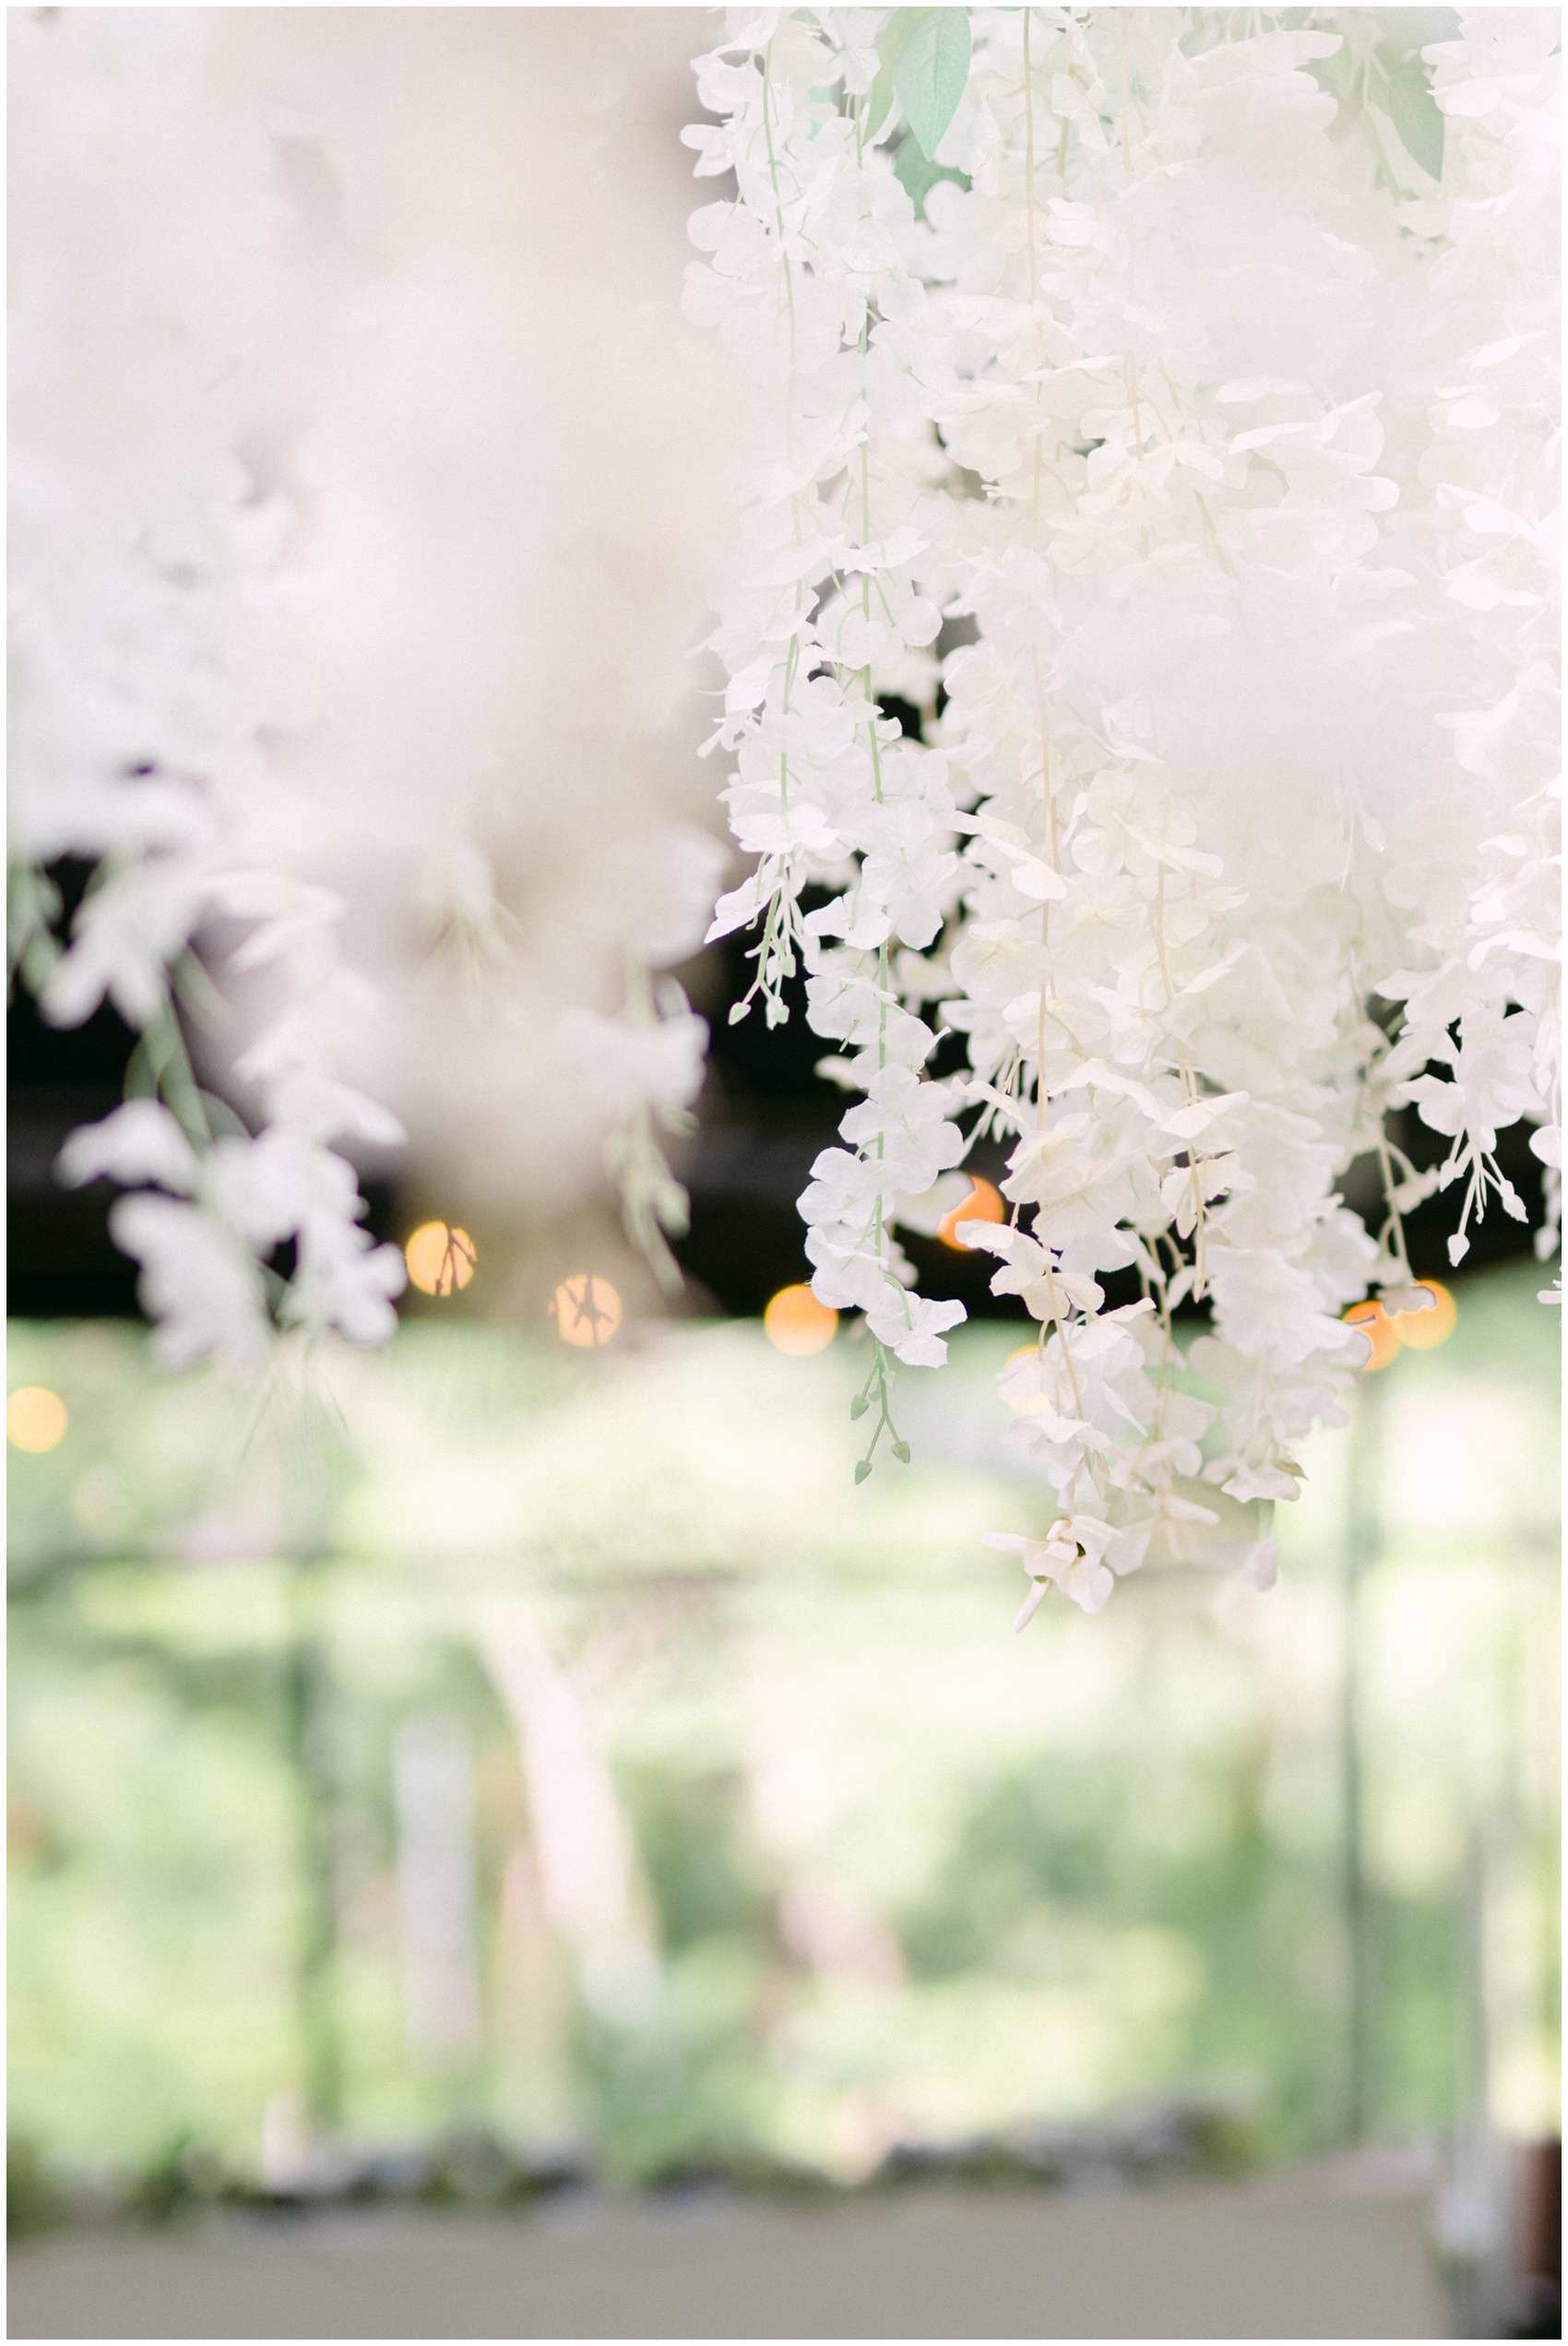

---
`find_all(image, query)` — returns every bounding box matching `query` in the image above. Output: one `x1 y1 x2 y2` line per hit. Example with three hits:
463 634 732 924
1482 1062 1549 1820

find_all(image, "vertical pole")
285 1555 342 2134
1342 1369 1381 2143
1458 1826 1490 2150
1447 1826 1498 2339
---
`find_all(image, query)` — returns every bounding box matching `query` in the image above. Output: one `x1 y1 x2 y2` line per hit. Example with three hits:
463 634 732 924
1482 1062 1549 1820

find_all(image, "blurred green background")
7 1262 1559 2196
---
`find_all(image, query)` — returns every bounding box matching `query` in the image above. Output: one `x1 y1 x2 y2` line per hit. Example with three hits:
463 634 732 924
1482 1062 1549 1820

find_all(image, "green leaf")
893 135 970 219
865 8 928 145
849 1395 870 1421
854 1459 873 1484
1383 53 1444 182
196 1090 252 1141
170 947 230 1033
124 1033 158 1101
896 7 971 162
891 1439 911 1464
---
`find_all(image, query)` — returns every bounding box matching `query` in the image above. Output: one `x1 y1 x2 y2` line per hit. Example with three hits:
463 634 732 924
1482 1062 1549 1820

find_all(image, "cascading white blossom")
1382 10 1562 1274
688 7 1560 1598
9 9 733 1365
688 10 977 1472
9 8 408 1370
202 8 738 1285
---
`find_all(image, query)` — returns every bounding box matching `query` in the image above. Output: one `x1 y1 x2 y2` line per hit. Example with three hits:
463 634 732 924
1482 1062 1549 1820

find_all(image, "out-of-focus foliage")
7 1268 1557 2186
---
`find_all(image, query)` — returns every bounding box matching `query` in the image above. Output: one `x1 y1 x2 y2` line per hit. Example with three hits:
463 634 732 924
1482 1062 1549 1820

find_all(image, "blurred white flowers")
10 8 736 1361
688 7 1559 1584
6 6 1556 1615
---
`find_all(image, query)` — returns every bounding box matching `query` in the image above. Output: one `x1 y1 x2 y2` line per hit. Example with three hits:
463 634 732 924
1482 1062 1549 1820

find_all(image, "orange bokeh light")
1344 1280 1457 1371
939 1176 1005 1250
552 1273 624 1348
1343 1300 1400 1373
1390 1280 1456 1351
405 1221 476 1297
6 1386 67 1453
764 1283 837 1356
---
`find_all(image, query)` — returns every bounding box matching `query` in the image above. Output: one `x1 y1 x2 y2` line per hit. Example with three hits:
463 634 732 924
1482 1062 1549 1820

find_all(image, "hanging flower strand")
687 7 1559 1578
688 9 974 1478
10 11 730 1376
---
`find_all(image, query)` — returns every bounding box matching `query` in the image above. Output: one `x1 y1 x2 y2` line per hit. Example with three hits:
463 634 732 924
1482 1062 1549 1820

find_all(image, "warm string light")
404 1222 477 1298
1343 1281 1457 1372
937 1179 1004 1251
551 1275 624 1349
1343 1301 1402 1375
7 1387 68 1454
1394 1282 1457 1352
765 1283 838 1356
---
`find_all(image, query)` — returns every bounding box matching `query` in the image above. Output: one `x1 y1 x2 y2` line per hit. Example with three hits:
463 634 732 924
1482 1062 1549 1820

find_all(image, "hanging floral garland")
687 6 1560 1613
9 11 725 1370
8 11 408 1373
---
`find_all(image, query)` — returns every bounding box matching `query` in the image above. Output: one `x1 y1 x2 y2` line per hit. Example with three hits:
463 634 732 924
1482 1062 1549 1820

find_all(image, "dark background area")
9 849 1550 1323
11 860 144 1318
5 858 397 1319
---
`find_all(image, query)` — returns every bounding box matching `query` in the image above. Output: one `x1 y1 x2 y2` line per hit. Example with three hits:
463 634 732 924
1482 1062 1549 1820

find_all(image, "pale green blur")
7 1263 1558 2186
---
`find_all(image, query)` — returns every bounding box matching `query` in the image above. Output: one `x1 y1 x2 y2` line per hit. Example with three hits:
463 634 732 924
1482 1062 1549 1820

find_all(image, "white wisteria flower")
11 10 742 1370
688 6 1559 1597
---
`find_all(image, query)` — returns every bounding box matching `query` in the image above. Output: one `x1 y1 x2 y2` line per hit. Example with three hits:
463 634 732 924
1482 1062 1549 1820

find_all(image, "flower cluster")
688 9 1559 1591
9 9 408 1369
1382 12 1562 1274
11 11 734 1365
687 10 981 1466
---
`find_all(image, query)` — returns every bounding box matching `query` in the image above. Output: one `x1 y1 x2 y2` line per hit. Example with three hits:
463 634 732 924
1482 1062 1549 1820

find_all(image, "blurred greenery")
6 1263 1559 2200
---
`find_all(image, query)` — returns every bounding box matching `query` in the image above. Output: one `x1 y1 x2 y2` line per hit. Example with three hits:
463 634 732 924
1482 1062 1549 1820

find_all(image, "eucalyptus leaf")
896 7 971 162
124 1034 159 1101
893 134 970 219
171 947 230 1033
17 930 60 994
1383 52 1444 181
197 1090 252 1141
865 7 927 144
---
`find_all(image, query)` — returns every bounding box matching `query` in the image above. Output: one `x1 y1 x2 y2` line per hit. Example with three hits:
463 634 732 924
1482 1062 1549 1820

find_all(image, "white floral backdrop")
684 5 1559 1605
10 6 735 1354
8 6 1558 1611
